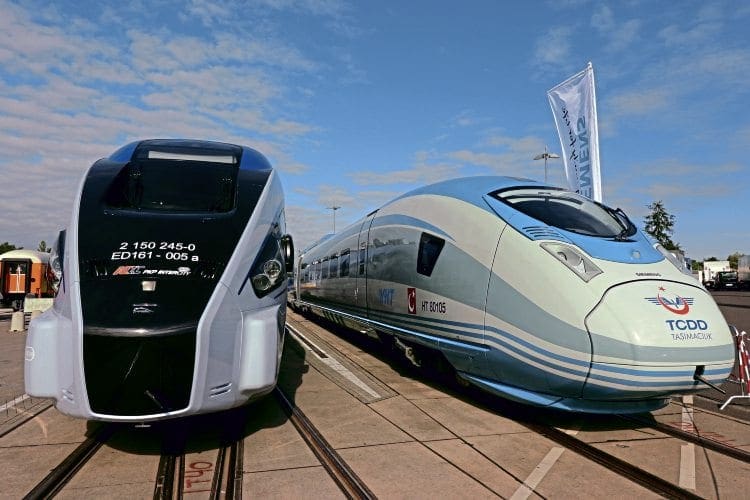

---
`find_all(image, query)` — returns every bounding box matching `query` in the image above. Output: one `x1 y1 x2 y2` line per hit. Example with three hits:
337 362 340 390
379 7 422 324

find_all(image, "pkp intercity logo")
645 286 693 315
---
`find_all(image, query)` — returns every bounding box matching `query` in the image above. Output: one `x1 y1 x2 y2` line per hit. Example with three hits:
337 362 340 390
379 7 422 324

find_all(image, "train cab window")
491 187 636 239
340 249 350 277
105 158 239 213
329 254 339 278
417 233 445 277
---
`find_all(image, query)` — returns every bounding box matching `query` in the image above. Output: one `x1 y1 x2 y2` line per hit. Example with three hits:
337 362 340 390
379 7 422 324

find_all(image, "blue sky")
1 0 748 261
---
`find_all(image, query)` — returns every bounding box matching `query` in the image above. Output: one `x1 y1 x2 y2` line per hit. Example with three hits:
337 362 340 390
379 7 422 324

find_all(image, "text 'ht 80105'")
290 176 735 414
25 139 294 422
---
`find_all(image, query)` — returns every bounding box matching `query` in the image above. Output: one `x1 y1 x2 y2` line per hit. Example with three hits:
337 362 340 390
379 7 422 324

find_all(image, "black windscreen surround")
104 159 239 213
78 158 270 330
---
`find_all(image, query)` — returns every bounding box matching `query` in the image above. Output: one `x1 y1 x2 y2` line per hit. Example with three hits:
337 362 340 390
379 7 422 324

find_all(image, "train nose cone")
583 281 735 400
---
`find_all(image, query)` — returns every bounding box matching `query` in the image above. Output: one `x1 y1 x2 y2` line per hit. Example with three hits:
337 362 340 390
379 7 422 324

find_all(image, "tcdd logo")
665 319 708 331
407 288 416 315
645 287 693 315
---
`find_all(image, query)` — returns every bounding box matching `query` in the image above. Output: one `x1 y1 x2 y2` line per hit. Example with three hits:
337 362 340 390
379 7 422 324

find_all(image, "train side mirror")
281 235 294 273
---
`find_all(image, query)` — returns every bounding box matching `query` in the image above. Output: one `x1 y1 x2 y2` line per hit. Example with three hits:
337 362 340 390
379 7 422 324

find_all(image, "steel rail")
715 302 750 310
274 388 376 500
206 440 243 500
153 453 181 500
618 413 750 463
24 423 117 499
525 421 703 500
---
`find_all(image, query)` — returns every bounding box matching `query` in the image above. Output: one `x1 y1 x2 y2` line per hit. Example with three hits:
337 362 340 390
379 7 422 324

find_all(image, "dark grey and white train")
25 139 293 422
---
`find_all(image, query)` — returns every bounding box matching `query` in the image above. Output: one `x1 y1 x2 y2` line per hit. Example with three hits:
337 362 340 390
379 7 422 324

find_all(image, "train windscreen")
492 187 636 239
105 159 238 213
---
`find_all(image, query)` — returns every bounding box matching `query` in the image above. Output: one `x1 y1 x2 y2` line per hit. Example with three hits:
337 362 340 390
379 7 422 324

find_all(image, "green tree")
644 201 680 251
38 240 51 253
728 252 744 270
0 242 20 254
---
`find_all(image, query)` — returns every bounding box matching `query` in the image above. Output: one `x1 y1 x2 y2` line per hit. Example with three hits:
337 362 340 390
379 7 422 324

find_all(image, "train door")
294 257 303 304
354 210 378 316
1 259 31 309
2 260 30 295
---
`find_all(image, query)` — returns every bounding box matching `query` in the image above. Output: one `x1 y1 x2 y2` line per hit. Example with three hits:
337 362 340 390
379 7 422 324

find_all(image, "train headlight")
541 242 602 282
655 244 690 274
252 259 283 293
249 235 286 298
47 229 66 294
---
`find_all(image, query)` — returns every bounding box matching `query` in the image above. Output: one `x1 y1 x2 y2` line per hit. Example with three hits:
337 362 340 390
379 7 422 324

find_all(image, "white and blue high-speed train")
25 139 293 422
293 176 735 413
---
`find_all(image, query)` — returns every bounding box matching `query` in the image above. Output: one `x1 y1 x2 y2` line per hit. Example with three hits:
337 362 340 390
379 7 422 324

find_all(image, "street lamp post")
327 205 341 233
533 146 560 184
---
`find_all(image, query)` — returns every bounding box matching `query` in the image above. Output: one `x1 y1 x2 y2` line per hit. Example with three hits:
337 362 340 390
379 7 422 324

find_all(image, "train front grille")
83 329 196 416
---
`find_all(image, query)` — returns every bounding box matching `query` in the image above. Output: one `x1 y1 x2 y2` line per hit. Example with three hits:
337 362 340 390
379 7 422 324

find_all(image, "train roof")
302 176 559 255
106 139 272 171
390 175 550 209
0 249 50 263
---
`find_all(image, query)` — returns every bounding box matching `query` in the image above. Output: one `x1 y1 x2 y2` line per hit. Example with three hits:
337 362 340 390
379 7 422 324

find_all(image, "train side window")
417 233 445 277
321 257 329 279
329 254 339 278
340 249 350 277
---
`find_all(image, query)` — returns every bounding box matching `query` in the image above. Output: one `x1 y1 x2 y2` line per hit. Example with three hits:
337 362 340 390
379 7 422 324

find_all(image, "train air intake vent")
521 226 568 241
210 383 232 397
62 389 75 403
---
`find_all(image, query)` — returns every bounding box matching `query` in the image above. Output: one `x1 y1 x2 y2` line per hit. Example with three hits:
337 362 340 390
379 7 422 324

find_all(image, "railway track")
7 304 749 498
715 302 750 310
619 412 750 464
290 309 750 498
150 388 373 499
460 391 750 499
152 437 244 499
274 387 375 500
20 389 373 499
24 423 118 499
523 421 704 499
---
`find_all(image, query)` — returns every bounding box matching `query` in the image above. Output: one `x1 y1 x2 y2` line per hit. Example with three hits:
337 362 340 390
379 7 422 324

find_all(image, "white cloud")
590 5 640 52
534 27 573 68
349 162 464 186
0 0 331 249
591 5 615 32
658 22 722 48
606 88 670 117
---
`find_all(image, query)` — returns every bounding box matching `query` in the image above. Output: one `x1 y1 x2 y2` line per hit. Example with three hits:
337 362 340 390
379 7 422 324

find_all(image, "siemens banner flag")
547 62 602 202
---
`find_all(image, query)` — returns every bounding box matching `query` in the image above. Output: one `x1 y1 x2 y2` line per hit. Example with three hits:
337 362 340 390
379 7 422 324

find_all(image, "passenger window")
329 254 339 278
417 233 445 277
321 257 329 279
340 249 350 277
